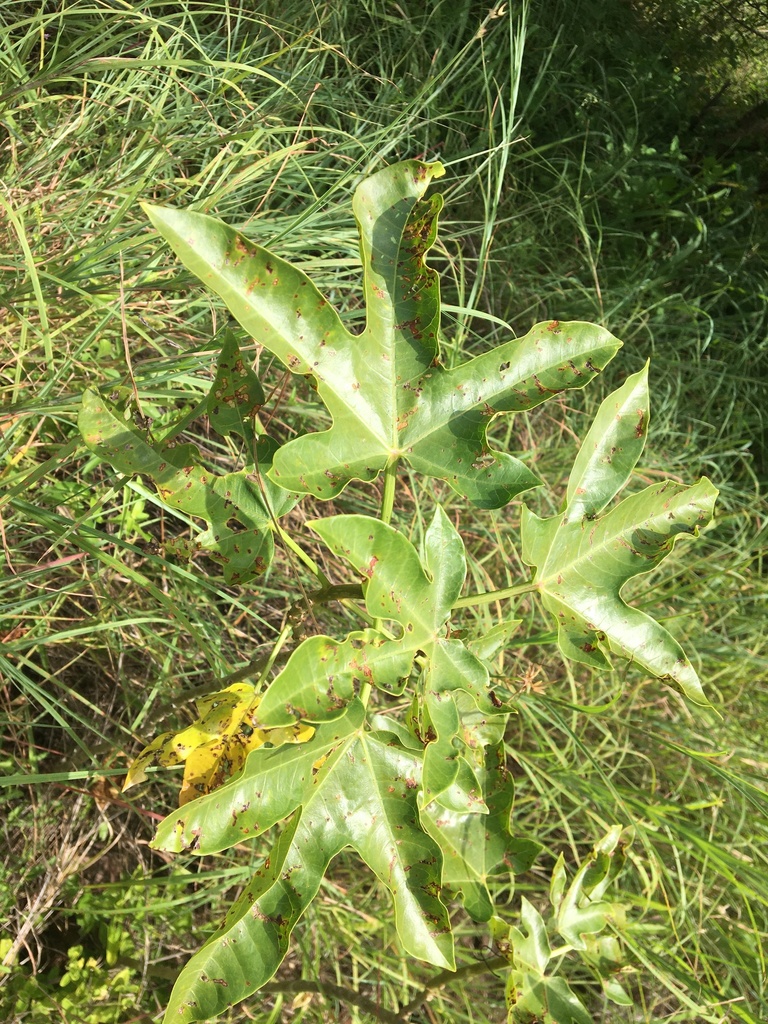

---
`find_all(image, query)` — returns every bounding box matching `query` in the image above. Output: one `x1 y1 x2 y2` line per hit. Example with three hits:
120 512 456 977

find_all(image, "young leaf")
78 388 297 583
505 899 594 1024
495 830 631 1024
556 825 629 951
253 507 509 803
506 972 594 1024
142 160 622 508
420 742 533 921
521 365 718 704
151 703 454 1024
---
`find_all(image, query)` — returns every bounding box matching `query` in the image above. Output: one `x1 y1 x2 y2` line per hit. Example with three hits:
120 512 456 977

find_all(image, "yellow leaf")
123 682 315 804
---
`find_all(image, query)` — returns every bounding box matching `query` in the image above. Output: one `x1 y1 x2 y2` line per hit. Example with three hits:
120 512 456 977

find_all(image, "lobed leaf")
152 703 454 1023
143 160 622 508
521 365 718 704
420 742 538 921
285 507 509 802
555 825 629 951
206 329 264 439
78 387 297 583
494 829 632 1024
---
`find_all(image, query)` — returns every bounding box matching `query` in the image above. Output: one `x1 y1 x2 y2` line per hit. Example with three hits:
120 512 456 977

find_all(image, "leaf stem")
275 522 331 589
256 622 294 686
379 457 399 525
364 458 400 708
452 581 537 609
310 583 365 604
262 979 403 1024
400 955 509 1016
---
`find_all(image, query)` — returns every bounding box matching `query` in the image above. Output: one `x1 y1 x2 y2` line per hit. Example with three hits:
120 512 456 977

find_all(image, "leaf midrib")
535 491 694 595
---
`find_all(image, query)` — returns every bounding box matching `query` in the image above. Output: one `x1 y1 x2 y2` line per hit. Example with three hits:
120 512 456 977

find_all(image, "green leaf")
506 973 594 1024
310 507 508 801
421 743 516 921
253 508 507 808
565 361 651 519
255 627 414 725
521 366 717 704
492 829 631 1024
467 619 522 662
142 161 622 508
510 897 552 974
556 826 629 951
602 976 634 1006
206 329 264 439
78 388 297 583
550 853 567 913
505 900 594 1024
152 703 453 1023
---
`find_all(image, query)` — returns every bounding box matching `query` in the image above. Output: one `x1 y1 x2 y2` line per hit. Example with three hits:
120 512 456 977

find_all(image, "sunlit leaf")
421 743 535 921
151 703 453 1023
123 683 314 805
254 507 508 805
143 161 621 508
521 365 717 704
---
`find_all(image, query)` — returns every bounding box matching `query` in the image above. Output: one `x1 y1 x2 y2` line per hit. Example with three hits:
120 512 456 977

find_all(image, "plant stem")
379 457 399 526
276 522 331 589
310 583 365 603
452 580 537 609
400 955 509 1016
256 622 293 685
262 979 403 1024
362 457 400 708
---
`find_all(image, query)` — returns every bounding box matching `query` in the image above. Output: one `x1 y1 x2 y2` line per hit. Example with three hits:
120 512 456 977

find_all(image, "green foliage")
141 163 620 508
0 944 140 1024
3 2 766 1023
522 364 717 705
79 369 298 583
492 827 633 1023
78 161 717 1022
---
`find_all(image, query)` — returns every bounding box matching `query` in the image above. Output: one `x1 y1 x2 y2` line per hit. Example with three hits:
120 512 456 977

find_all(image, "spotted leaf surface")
78 387 297 583
492 828 631 1024
152 703 454 1023
206 329 264 439
255 507 508 806
420 743 537 922
123 683 314 806
521 365 718 704
143 160 622 508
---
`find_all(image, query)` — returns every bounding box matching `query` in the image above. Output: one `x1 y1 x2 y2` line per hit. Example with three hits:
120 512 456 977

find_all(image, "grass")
1 1 767 1022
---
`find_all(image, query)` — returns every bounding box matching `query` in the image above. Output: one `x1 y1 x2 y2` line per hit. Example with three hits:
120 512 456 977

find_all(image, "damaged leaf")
152 702 453 1023
78 386 298 583
143 161 622 508
256 507 509 806
123 682 313 805
521 365 717 704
